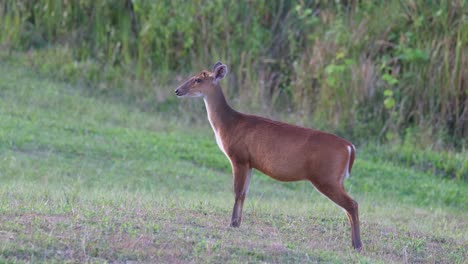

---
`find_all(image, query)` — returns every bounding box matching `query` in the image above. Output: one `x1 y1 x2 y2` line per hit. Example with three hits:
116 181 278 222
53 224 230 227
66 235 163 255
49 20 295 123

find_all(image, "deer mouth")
175 88 203 98
175 88 183 96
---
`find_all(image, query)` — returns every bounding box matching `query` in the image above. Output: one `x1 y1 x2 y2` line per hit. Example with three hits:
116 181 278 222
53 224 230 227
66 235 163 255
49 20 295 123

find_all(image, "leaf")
384 89 393 97
327 77 336 87
399 48 429 62
325 64 335 74
344 59 355 65
336 52 345 60
382 74 399 85
384 97 396 109
385 131 396 141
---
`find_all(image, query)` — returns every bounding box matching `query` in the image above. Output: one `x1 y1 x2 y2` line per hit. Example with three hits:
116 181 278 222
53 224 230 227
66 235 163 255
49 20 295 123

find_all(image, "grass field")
0 61 467 263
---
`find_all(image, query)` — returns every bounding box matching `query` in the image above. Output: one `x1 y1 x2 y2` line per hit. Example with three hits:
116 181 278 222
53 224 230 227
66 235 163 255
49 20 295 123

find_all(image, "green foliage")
0 0 466 149
383 90 395 110
361 143 467 182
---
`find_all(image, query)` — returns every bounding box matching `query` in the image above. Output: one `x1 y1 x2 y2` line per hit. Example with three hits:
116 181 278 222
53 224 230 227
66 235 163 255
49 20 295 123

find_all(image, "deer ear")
213 63 228 83
213 61 223 71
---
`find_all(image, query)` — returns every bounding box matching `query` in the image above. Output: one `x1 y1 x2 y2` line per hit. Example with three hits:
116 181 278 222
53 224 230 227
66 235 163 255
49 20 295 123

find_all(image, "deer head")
175 62 228 98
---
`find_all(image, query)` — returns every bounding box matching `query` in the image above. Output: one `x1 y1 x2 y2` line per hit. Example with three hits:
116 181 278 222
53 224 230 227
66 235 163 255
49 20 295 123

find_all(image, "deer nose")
175 89 181 96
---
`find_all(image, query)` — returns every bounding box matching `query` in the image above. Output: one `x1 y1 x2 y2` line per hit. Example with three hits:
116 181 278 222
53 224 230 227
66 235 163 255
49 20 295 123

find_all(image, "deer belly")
253 155 309 182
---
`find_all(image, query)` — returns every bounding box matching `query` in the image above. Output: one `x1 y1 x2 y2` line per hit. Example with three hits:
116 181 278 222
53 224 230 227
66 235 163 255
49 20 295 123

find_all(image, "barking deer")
175 62 362 251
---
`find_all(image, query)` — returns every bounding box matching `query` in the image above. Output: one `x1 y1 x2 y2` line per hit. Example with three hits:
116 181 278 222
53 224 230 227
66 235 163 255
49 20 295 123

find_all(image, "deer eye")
195 78 202 83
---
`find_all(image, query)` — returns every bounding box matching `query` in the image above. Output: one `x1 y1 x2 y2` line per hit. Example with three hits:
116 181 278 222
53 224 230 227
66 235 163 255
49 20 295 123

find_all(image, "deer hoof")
230 220 241 227
354 244 363 253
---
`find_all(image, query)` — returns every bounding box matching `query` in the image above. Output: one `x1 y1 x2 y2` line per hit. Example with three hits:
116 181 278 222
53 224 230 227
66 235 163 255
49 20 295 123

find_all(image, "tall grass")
0 0 466 149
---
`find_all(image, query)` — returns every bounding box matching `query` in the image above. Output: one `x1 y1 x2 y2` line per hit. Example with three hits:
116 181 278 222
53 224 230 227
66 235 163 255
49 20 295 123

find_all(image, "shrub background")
1 0 466 149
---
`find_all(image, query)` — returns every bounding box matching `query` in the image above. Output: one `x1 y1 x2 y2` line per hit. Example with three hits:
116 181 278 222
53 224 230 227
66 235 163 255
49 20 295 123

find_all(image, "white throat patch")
204 98 229 158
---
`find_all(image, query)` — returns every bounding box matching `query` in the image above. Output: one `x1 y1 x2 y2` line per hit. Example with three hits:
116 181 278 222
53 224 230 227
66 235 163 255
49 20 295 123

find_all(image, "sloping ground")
0 62 466 263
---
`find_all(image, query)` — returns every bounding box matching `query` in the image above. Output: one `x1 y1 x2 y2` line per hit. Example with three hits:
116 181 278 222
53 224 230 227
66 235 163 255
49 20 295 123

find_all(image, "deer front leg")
230 163 252 227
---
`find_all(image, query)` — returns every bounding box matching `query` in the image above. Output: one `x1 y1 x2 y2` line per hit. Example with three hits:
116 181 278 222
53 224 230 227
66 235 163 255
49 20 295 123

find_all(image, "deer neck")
203 85 237 134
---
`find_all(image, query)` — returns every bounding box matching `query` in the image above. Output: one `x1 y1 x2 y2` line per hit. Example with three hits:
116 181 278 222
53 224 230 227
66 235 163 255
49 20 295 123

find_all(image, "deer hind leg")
313 181 362 251
230 163 252 227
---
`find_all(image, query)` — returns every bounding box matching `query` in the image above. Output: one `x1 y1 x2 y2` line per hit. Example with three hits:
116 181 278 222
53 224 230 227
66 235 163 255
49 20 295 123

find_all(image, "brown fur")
175 63 362 251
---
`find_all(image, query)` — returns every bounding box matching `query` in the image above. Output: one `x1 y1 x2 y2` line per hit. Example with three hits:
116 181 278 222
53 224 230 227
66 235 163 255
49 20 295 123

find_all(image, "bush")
0 0 466 149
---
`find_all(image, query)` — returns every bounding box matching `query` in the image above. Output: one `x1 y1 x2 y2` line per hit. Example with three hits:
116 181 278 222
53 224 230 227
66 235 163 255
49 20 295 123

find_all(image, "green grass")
0 61 467 263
